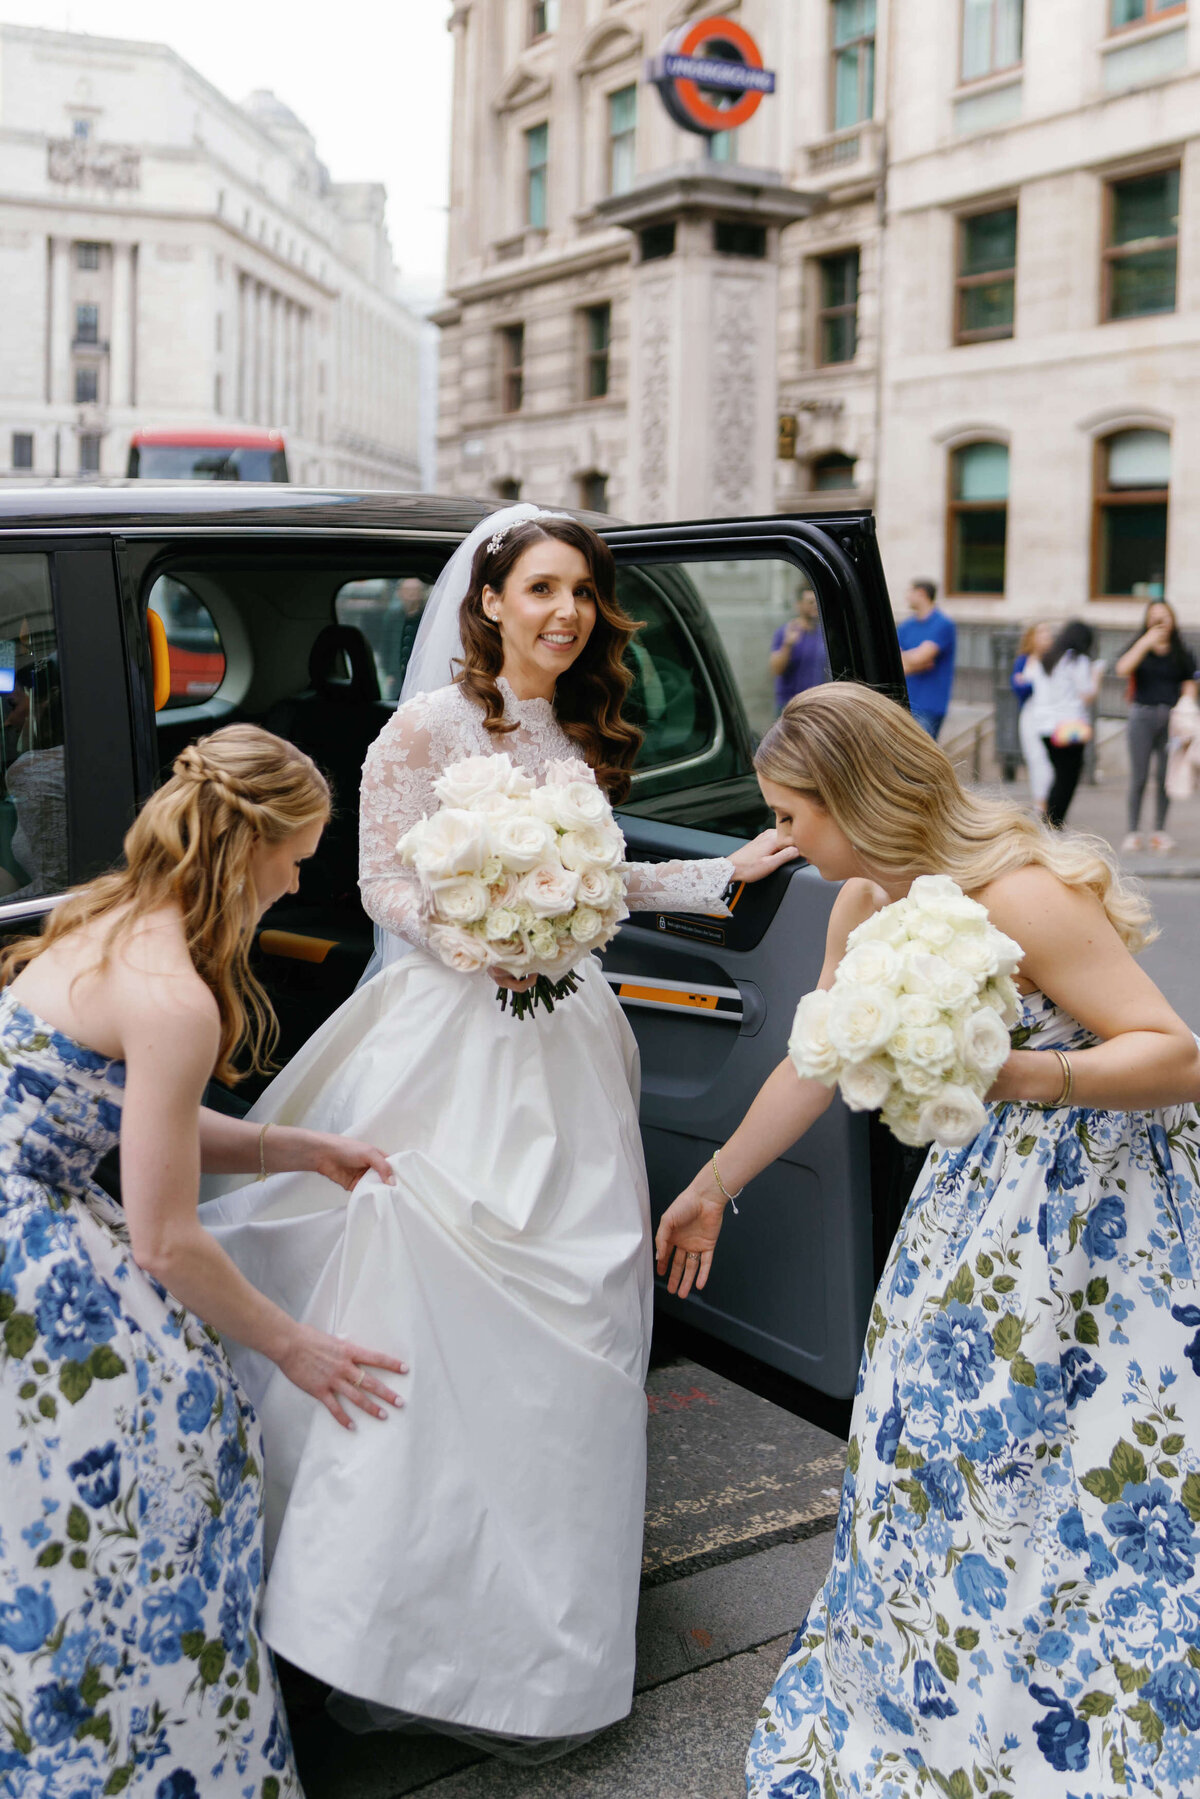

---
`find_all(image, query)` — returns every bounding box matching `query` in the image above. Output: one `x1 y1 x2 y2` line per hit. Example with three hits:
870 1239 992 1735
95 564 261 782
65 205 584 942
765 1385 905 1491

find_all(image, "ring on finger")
353 1368 365 1389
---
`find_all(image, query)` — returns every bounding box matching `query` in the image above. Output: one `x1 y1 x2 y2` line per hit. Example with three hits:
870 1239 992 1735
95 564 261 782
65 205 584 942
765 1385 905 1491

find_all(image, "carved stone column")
48 235 72 406
109 242 135 409
595 164 817 523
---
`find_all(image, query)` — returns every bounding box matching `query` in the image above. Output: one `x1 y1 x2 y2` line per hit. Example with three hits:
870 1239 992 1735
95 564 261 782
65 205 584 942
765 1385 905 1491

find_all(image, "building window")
78 434 102 474
498 324 525 413
71 117 91 141
1110 0 1186 28
1093 429 1169 597
832 1 876 132
496 478 522 502
961 0 1023 81
955 207 1017 343
608 87 637 196
640 223 676 262
74 367 98 404
525 123 549 229
214 373 224 414
583 304 611 400
948 442 1009 594
530 0 559 39
11 433 33 470
813 452 857 491
75 241 101 271
1103 168 1179 321
74 303 99 346
715 221 767 257
215 313 224 352
817 250 859 364
579 471 609 512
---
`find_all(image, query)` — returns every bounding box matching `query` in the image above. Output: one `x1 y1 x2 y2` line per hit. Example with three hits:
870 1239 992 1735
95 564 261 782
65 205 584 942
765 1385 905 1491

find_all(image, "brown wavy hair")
0 725 330 1083
456 517 642 801
755 683 1154 951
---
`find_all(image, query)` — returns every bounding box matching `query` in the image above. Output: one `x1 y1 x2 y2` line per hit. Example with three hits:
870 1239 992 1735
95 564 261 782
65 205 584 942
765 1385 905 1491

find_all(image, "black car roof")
0 483 614 536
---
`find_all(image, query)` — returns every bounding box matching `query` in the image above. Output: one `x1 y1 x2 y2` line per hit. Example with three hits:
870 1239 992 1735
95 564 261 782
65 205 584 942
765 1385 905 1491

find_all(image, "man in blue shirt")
897 579 956 740
769 590 828 712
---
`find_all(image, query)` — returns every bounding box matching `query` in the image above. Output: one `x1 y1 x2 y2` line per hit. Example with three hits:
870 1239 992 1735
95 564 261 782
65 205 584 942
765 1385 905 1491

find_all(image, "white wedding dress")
200 677 734 1744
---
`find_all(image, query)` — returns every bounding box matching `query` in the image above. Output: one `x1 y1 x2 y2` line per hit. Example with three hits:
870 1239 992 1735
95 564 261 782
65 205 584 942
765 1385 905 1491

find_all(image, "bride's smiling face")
484 538 597 697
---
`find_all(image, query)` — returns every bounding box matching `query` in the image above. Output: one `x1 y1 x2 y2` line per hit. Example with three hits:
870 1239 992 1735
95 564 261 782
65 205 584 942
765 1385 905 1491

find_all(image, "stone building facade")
0 24 422 489
436 0 1200 634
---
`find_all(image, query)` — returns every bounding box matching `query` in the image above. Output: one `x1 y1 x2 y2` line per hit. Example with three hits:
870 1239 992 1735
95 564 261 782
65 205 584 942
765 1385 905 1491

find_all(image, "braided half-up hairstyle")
0 725 330 1083
755 683 1155 952
456 517 643 801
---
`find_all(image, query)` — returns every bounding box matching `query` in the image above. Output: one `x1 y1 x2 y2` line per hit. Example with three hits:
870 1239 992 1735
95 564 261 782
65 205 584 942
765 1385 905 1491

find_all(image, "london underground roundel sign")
647 16 775 137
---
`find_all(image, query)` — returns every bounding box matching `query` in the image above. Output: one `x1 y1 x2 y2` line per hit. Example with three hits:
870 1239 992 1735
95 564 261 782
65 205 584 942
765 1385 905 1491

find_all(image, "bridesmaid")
0 725 404 1796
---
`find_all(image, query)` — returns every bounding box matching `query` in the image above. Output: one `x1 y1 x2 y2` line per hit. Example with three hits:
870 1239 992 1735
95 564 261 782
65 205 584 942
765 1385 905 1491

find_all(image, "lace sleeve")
358 697 442 949
625 856 736 917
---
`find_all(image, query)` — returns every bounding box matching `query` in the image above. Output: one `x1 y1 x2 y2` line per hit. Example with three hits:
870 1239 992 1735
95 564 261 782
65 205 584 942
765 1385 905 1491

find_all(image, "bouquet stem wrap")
397 753 630 1020
788 876 1024 1148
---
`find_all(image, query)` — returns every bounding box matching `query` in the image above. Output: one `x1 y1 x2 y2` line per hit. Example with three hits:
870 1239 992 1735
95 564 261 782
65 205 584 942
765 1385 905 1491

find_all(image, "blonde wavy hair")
0 725 330 1083
755 683 1155 952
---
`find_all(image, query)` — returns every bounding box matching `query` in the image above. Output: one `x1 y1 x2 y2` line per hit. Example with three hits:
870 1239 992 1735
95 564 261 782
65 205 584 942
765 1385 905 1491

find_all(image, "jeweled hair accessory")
487 525 511 556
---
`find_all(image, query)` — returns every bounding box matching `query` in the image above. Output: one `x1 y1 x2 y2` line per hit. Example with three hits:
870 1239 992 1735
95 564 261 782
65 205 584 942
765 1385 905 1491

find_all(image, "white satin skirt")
199 951 652 1740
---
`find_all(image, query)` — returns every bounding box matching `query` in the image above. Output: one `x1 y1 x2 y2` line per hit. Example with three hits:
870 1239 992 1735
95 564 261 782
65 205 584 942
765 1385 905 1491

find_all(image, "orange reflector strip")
618 983 719 1011
258 930 338 964
147 608 171 712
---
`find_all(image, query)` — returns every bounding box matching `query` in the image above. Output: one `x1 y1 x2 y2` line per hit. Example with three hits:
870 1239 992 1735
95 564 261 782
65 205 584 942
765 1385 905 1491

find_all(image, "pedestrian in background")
897 579 956 740
378 576 428 698
1025 620 1105 829
769 588 827 713
1011 620 1055 816
1115 598 1198 854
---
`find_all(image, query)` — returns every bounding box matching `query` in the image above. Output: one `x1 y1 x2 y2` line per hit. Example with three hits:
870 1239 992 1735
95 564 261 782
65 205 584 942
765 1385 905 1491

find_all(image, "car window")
680 560 830 740
617 571 718 773
335 576 429 701
0 554 67 903
148 576 226 708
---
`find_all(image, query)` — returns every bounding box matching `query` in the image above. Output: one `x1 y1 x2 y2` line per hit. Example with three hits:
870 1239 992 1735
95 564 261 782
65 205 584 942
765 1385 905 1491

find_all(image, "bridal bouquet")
788 876 1024 1148
397 753 629 1020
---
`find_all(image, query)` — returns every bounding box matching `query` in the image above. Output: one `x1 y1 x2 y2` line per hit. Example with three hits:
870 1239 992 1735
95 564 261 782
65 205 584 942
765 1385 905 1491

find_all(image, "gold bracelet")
257 1122 270 1182
1050 1049 1073 1108
711 1151 742 1214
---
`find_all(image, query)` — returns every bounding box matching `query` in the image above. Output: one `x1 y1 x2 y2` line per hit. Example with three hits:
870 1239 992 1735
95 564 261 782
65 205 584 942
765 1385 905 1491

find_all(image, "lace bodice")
359 680 735 948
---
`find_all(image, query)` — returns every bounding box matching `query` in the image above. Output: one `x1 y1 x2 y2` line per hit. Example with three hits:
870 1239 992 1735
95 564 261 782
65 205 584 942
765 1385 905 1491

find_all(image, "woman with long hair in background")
1115 598 1198 853
0 725 404 1797
1023 620 1105 828
1010 619 1054 815
656 684 1200 1797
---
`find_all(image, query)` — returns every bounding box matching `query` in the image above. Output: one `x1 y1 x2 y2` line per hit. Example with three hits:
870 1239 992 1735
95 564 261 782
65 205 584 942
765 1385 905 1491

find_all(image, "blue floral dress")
0 991 301 1798
748 992 1200 1798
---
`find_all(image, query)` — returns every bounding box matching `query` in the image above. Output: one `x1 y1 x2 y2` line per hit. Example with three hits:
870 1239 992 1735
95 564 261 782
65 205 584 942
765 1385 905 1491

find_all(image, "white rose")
839 1057 894 1112
577 866 623 908
480 855 504 885
559 824 624 872
543 757 595 788
917 1084 989 1149
569 905 603 944
943 931 1001 980
529 786 567 828
903 954 979 1011
882 1095 931 1147
409 808 490 881
897 1063 945 1099
788 989 840 1083
484 906 521 941
489 813 558 873
908 875 964 906
988 932 1025 977
897 992 940 1029
910 914 956 952
429 873 491 924
528 921 559 959
519 863 580 918
551 780 611 831
838 939 902 990
433 754 522 809
983 975 1022 1027
827 983 899 1061
427 922 492 975
899 1023 957 1072
847 904 910 948
469 791 520 820
959 1007 1012 1079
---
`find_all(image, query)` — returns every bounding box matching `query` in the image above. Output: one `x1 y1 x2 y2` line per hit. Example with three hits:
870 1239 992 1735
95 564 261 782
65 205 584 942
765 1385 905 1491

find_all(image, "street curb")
1122 861 1200 880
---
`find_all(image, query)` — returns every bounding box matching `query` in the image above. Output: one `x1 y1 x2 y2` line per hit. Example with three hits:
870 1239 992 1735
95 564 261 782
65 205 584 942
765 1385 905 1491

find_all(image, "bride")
200 504 795 1754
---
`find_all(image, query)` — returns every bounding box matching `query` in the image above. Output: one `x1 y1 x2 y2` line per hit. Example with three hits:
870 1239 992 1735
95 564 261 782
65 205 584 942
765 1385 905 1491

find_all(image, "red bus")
126 428 289 482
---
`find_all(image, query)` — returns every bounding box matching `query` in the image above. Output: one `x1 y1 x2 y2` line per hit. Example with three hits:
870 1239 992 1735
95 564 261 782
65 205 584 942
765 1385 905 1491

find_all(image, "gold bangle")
1050 1049 1073 1108
711 1151 742 1214
257 1121 270 1182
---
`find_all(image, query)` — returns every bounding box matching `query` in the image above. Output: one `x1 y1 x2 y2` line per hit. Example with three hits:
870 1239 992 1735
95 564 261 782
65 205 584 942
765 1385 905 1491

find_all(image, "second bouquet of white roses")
397 752 629 1020
788 875 1024 1148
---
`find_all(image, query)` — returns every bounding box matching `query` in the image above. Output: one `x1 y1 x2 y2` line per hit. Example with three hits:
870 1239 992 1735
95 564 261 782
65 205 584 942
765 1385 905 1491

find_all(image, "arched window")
812 452 857 492
1093 428 1169 598
946 441 1008 594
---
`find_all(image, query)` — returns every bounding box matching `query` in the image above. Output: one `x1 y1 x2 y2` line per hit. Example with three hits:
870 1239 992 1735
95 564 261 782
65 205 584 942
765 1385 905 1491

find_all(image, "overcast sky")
1 0 455 304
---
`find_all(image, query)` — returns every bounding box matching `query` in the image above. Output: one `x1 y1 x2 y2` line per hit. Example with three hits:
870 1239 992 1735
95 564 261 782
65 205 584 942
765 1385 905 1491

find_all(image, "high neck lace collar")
497 675 556 717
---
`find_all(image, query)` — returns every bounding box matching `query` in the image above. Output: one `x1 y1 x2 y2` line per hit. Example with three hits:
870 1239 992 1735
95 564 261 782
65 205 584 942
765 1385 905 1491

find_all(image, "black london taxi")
0 484 911 1432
